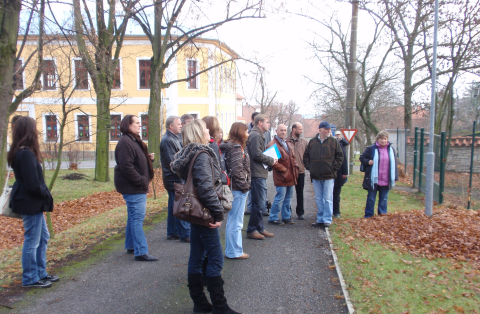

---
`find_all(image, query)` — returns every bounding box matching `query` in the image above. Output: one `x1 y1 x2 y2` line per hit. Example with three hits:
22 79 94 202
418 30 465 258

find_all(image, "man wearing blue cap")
303 121 344 228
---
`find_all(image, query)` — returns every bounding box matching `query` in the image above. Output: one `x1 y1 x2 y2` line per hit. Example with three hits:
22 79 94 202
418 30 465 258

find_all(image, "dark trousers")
295 173 305 216
333 185 342 216
188 224 223 277
247 177 266 234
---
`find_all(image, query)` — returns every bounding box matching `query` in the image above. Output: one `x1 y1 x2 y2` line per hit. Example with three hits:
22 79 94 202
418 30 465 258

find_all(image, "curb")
325 228 355 314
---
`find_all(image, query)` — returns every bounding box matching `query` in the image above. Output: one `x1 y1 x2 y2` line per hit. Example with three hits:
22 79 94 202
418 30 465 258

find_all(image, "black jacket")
160 130 182 191
208 138 222 167
114 134 151 194
303 135 344 180
334 138 349 188
219 141 251 193
10 148 53 215
171 143 224 223
247 126 275 179
359 142 399 191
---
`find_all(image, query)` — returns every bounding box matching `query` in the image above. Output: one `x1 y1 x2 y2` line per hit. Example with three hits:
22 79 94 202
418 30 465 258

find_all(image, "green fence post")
419 128 425 193
468 121 476 210
413 127 419 188
439 131 446 205
405 128 408 176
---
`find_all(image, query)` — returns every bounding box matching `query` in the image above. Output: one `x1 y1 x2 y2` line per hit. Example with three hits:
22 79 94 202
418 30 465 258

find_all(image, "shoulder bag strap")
184 151 204 193
3 169 11 191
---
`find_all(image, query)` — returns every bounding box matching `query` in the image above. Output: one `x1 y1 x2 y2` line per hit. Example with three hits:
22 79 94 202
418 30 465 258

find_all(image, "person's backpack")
220 152 231 185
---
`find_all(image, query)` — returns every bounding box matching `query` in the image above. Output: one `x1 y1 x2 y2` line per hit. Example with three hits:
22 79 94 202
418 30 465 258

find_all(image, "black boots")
188 273 212 314
206 276 241 314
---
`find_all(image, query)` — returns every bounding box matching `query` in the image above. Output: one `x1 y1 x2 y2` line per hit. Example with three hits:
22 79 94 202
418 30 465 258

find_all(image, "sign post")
341 128 358 175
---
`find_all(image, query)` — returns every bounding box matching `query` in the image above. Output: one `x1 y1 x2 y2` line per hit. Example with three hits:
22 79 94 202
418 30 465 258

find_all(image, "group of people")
7 112 397 314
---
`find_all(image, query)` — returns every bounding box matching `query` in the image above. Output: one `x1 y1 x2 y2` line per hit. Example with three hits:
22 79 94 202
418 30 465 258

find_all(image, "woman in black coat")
171 119 240 314
359 130 399 218
7 116 57 288
114 115 157 261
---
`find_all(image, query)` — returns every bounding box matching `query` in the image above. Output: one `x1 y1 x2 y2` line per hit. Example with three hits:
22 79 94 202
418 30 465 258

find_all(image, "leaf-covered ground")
347 207 480 266
0 169 165 251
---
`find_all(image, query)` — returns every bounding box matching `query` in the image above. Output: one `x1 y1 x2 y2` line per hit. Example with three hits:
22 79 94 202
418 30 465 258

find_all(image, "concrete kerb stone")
325 228 355 314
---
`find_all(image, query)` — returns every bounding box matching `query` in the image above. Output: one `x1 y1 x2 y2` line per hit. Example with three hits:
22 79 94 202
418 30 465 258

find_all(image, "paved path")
7 172 349 314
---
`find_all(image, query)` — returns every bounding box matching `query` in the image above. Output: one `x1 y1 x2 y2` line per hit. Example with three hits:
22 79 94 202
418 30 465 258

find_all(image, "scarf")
371 144 396 189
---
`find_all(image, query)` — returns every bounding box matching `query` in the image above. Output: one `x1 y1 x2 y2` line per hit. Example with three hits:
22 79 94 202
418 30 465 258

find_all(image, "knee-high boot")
206 276 241 314
188 273 212 313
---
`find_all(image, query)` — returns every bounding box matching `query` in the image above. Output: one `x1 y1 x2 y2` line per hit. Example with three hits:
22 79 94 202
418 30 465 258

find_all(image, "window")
141 114 149 140
139 60 151 89
13 60 24 90
45 115 58 141
77 115 90 141
74 60 88 90
187 60 197 89
112 61 121 89
110 115 122 141
42 60 56 90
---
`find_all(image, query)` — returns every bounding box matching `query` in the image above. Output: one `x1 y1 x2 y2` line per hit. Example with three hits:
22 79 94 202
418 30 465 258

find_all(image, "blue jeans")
246 190 252 211
123 193 149 256
167 190 190 239
188 224 224 277
312 179 335 224
21 213 50 285
225 190 248 258
269 185 294 222
247 177 267 234
364 185 390 218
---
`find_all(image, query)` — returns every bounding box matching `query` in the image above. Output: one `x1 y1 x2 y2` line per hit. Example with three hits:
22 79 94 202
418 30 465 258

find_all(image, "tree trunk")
148 63 163 168
0 0 21 189
404 60 413 130
94 86 111 182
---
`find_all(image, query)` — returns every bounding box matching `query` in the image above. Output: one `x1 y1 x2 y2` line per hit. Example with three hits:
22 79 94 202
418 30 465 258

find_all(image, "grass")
9 168 116 203
0 193 168 289
330 172 480 313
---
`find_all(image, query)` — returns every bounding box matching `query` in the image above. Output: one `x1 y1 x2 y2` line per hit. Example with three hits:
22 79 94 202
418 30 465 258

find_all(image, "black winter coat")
334 138 349 188
171 144 224 223
160 130 182 191
10 148 53 215
303 135 344 180
219 141 251 193
247 126 275 179
114 134 151 194
359 143 399 191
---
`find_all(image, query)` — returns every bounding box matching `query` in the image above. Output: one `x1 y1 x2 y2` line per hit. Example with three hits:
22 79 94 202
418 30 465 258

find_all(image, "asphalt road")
7 172 349 314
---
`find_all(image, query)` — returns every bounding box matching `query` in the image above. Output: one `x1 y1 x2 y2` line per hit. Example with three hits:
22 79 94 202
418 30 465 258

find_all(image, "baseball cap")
318 121 331 129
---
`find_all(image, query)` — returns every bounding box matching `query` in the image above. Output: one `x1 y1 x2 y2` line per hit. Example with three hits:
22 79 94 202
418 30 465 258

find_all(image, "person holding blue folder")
266 124 299 226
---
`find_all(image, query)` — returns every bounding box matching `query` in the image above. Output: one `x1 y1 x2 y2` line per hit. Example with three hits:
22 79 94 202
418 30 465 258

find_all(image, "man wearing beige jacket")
288 122 308 220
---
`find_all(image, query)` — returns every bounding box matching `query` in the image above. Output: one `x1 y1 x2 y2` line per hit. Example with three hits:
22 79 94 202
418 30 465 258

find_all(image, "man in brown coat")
288 122 308 220
267 124 299 226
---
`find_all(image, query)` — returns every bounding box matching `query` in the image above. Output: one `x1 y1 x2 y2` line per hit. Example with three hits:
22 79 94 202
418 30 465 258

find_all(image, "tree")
0 0 45 189
305 13 401 144
72 0 138 181
129 0 265 166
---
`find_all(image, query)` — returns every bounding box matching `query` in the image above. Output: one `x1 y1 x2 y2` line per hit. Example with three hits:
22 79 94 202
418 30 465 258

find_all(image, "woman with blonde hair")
171 119 241 314
219 122 251 259
359 130 398 218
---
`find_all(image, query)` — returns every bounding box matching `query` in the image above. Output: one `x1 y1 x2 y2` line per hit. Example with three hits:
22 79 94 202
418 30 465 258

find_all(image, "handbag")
173 151 215 227
1 169 21 219
216 180 233 213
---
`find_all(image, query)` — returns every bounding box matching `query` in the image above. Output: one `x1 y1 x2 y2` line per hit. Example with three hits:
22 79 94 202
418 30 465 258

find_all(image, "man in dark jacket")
246 111 271 216
160 116 190 242
304 121 344 228
267 124 298 226
333 131 349 218
246 114 277 240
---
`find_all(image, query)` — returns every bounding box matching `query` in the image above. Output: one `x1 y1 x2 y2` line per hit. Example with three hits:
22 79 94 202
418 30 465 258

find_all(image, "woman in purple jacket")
359 130 399 218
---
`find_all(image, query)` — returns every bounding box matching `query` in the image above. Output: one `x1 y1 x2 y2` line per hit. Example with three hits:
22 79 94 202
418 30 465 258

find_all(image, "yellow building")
11 35 239 154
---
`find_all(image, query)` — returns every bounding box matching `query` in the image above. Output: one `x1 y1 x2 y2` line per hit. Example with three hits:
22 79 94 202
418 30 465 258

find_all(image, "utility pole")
345 0 359 173
425 0 440 217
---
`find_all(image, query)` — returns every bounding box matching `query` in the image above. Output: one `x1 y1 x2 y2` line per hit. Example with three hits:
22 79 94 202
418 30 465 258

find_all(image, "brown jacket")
288 134 308 174
267 137 298 187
